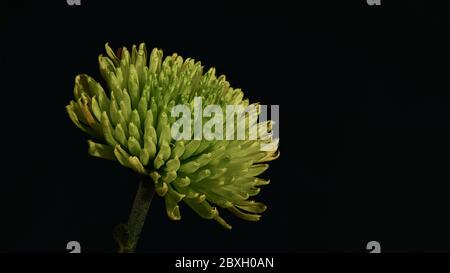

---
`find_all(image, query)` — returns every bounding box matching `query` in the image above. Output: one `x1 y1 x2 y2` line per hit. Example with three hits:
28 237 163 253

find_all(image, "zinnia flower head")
66 43 279 229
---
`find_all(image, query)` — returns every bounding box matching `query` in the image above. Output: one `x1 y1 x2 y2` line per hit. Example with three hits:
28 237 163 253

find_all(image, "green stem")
114 175 155 253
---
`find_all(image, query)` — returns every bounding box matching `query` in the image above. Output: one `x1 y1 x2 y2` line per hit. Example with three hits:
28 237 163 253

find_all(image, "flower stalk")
114 175 155 253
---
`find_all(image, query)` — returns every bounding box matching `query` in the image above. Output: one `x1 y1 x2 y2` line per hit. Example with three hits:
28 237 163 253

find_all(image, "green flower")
66 43 279 230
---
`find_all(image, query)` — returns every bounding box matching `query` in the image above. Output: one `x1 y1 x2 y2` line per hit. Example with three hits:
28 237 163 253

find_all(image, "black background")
1 0 449 253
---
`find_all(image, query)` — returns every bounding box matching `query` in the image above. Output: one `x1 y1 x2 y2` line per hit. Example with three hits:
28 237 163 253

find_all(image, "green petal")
113 145 132 169
128 156 146 174
130 110 141 131
153 154 165 170
191 153 213 167
105 42 120 66
164 185 185 220
117 110 129 135
107 71 123 102
165 157 180 172
119 89 132 122
246 164 269 177
139 148 150 166
101 112 118 147
149 48 162 74
129 122 141 143
189 169 211 183
173 176 191 187
109 97 120 126
128 64 140 109
184 199 232 229
254 178 270 186
153 141 170 169
235 201 267 214
155 181 168 197
136 43 147 88
228 206 260 222
162 171 177 184
171 141 185 159
181 140 201 160
184 199 217 219
178 161 200 174
128 136 142 157
208 167 227 179
114 124 127 147
156 112 169 144
143 134 157 162
66 104 97 137
87 140 116 161
143 111 157 144
91 96 102 121
137 97 148 127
